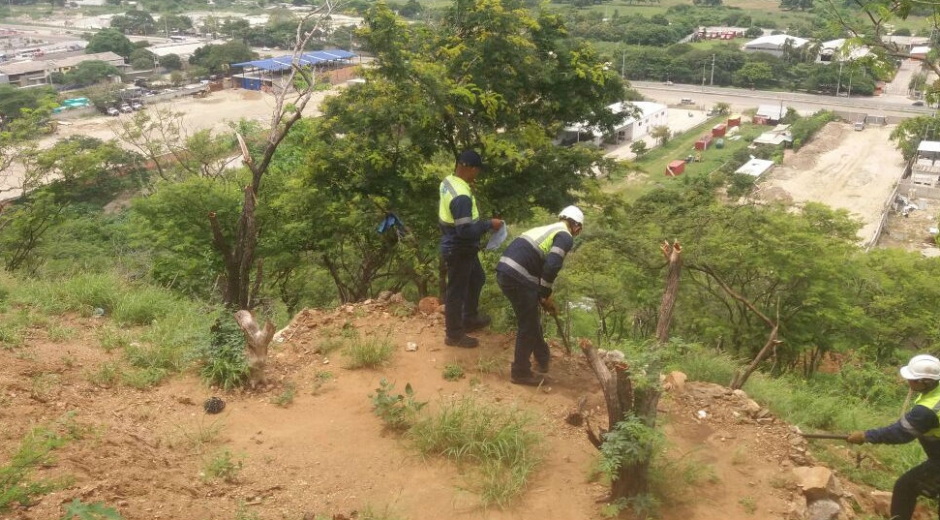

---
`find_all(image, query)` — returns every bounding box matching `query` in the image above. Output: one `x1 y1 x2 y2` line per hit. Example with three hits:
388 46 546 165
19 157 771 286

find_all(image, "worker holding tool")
846 354 940 520
439 150 504 349
496 206 583 386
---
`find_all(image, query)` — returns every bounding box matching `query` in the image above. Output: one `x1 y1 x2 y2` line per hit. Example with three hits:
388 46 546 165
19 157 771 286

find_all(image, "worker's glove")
491 219 504 231
540 295 558 316
846 431 867 445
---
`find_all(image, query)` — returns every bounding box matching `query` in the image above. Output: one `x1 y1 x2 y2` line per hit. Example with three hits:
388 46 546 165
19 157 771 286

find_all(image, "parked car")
106 107 119 116
130 101 143 110
664 80 674 86
680 98 694 105
913 100 926 106
120 104 133 113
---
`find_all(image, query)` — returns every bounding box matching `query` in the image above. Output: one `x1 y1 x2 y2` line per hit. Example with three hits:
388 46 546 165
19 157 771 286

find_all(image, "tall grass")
410 398 542 506
346 335 394 369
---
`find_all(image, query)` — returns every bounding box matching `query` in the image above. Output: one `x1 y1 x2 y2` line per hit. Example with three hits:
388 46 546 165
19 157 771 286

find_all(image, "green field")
608 117 765 200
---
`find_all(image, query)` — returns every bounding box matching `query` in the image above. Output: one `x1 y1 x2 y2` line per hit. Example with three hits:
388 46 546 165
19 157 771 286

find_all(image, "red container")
694 134 712 150
666 160 686 176
712 124 727 137
727 116 741 127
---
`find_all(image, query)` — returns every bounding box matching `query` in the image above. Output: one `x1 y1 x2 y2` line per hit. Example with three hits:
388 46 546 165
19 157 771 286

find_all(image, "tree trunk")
580 240 683 501
234 310 275 388
730 324 780 390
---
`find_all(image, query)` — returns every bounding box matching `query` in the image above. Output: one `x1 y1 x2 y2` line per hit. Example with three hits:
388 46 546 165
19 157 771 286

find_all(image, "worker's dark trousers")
443 251 484 339
497 271 548 376
891 459 940 520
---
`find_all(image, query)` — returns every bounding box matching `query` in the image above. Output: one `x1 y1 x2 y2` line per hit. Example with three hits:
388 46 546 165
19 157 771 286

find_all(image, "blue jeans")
497 271 548 376
444 250 484 338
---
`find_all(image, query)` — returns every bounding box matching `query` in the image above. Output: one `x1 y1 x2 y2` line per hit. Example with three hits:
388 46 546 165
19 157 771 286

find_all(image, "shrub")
443 363 464 381
0 427 70 512
371 379 426 430
346 335 393 369
203 449 242 483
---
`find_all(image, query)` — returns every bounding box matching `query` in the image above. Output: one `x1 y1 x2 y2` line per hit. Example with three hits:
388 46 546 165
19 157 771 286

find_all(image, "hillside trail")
0 296 895 520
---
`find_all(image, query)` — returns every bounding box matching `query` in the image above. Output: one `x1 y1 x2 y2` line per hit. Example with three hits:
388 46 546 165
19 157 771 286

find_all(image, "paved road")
630 81 935 119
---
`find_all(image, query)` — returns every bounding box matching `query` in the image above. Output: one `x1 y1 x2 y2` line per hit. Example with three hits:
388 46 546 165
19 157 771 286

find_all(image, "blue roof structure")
231 50 355 71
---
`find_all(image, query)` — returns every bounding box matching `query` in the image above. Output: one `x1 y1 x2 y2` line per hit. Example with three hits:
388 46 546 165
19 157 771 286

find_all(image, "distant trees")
159 53 183 71
650 125 671 145
85 29 135 58
780 0 812 10
129 48 157 70
157 14 193 35
0 85 56 121
58 60 123 87
189 42 257 74
630 140 649 157
734 62 775 87
745 26 763 37
110 10 157 35
692 0 722 6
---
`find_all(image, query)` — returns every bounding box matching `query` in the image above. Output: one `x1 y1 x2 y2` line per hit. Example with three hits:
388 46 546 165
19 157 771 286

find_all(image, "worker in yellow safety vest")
847 354 940 520
496 206 583 386
438 150 503 348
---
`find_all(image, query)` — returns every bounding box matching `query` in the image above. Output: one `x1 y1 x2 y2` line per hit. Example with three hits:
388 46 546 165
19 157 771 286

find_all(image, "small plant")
203 449 242 483
271 382 297 407
30 373 60 402
475 356 502 375
346 335 393 369
0 426 70 512
311 371 334 394
120 367 166 389
359 504 405 520
47 324 76 342
730 444 749 465
87 362 121 387
173 419 224 452
316 336 344 355
96 327 131 353
739 495 757 514
233 501 261 520
443 363 464 381
60 499 124 519
199 311 250 390
371 379 426 430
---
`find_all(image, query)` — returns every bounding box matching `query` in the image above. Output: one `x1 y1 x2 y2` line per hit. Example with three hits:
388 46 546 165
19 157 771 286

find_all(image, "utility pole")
702 62 706 90
710 53 715 86
836 60 843 96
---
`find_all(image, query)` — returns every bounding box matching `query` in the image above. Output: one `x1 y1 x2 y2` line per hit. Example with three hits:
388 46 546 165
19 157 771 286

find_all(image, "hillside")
0 295 917 520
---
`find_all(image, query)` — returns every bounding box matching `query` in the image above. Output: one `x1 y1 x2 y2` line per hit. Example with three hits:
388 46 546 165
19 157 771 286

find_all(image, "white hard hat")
900 354 940 381
559 205 584 226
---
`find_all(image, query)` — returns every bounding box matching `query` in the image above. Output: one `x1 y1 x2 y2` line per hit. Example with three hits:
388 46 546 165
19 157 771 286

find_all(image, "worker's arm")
450 195 492 241
538 232 574 298
865 405 940 444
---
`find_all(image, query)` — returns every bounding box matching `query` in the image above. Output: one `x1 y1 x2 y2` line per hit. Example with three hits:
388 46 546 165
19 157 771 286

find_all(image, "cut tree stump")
234 310 275 388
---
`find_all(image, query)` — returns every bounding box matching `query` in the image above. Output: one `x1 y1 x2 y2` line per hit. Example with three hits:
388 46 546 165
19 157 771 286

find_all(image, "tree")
157 13 193 34
110 10 156 35
714 101 731 114
63 60 122 87
0 85 56 121
891 114 940 160
159 53 183 71
733 61 776 87
189 42 257 74
130 48 156 70
650 125 671 145
630 140 648 157
85 29 135 58
745 26 763 38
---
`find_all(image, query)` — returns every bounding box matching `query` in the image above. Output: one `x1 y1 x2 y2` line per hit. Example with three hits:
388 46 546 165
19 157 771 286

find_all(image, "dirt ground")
0 299 900 520
756 123 905 246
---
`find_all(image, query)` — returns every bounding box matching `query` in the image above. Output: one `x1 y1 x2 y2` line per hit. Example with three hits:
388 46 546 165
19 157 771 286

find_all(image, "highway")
629 80 936 120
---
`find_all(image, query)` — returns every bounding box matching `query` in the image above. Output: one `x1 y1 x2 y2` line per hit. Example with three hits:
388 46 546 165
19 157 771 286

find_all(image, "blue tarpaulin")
231 50 355 71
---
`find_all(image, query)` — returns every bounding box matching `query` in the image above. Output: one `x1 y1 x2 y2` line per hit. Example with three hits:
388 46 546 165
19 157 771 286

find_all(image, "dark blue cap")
457 149 484 168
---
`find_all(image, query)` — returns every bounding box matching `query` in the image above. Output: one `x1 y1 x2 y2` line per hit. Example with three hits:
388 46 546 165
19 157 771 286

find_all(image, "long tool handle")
551 312 572 354
801 433 849 440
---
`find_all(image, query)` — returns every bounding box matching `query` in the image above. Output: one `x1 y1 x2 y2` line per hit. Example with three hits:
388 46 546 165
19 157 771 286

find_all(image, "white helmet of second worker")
900 354 940 381
559 205 584 226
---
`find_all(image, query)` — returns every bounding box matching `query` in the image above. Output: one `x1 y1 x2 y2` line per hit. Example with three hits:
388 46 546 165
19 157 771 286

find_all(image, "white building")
818 39 870 63
911 141 940 187
560 101 668 146
743 34 809 57
735 158 775 178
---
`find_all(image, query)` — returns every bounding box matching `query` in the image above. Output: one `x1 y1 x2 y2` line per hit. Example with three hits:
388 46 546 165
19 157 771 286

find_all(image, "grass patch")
475 356 503 375
87 361 122 388
443 363 465 381
0 425 72 512
410 397 542 506
311 371 334 394
346 335 394 369
203 449 242 483
359 504 405 520
46 323 76 342
170 418 224 453
96 326 132 353
271 382 297 407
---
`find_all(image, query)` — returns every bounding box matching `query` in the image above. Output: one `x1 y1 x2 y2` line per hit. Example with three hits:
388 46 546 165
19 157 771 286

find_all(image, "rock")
806 498 841 520
687 382 731 399
363 299 374 305
742 399 762 416
663 371 687 393
418 296 442 315
605 350 625 363
377 291 393 301
565 411 584 426
785 498 807 520
870 491 892 517
732 388 749 399
756 408 772 419
405 342 418 352
792 466 840 501
176 396 195 406
789 435 807 447
389 293 405 304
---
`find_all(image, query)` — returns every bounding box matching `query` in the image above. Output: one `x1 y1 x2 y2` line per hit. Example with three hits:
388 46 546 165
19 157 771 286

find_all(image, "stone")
792 466 839 501
742 398 762 416
785 499 807 520
806 498 841 520
870 491 892 517
377 290 393 301
732 388 749 399
663 371 688 393
405 342 418 352
418 296 442 315
389 293 405 304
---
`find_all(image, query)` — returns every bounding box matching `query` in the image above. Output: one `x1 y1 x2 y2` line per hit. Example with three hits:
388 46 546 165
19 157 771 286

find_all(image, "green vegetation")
0 425 72 512
271 382 297 407
203 449 242 483
371 379 427 431
60 499 124 520
442 363 465 381
346 335 394 369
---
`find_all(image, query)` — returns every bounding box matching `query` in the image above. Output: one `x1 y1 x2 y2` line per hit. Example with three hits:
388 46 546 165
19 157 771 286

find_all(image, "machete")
801 433 849 440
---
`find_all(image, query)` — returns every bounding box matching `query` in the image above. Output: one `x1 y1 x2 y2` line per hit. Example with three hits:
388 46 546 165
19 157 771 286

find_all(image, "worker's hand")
540 295 558 316
491 219 504 231
846 431 867 445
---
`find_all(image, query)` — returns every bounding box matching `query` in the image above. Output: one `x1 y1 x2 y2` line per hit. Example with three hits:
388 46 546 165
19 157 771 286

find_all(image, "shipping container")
666 160 686 176
727 116 741 127
694 134 713 151
712 124 727 137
